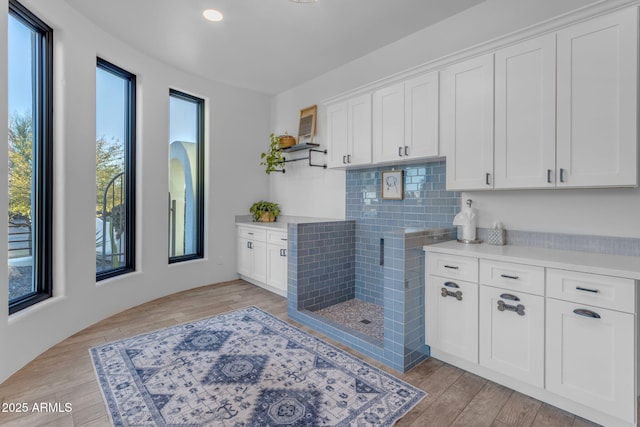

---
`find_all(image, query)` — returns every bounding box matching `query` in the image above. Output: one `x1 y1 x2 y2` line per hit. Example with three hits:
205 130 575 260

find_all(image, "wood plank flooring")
0 279 602 427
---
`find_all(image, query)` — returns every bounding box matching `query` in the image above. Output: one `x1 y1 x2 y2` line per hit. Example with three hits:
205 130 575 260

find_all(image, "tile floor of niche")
313 299 384 342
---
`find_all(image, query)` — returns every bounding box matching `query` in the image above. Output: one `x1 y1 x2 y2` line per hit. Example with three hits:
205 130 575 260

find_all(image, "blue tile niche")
346 161 460 306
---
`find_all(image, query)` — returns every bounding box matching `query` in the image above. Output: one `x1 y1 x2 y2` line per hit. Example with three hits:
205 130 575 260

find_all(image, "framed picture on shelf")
381 170 404 200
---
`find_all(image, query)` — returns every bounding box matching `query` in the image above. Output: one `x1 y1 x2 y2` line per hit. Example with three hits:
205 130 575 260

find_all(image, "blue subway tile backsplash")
346 161 460 306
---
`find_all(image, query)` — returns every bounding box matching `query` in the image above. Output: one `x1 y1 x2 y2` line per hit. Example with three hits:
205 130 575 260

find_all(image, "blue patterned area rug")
90 306 425 426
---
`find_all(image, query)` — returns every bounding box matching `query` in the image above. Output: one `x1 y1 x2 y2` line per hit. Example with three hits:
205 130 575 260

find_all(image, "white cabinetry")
546 269 636 423
557 8 638 187
372 72 439 163
424 243 639 427
479 260 545 387
494 34 556 189
426 253 479 364
326 94 372 168
441 54 494 190
237 225 287 297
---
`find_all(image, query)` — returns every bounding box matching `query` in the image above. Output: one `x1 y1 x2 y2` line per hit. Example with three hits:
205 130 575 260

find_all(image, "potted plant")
260 133 288 174
250 201 281 222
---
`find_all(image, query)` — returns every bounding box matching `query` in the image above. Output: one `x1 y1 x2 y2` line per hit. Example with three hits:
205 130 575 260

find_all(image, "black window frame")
168 89 204 264
95 58 136 281
8 0 53 314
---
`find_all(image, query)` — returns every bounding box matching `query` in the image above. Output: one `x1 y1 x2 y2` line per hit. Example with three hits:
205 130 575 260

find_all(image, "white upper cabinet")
372 72 439 164
494 34 557 189
441 54 495 191
326 94 372 168
373 82 405 163
556 8 638 187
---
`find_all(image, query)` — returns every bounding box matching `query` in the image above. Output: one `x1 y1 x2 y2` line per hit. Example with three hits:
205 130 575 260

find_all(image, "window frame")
168 89 204 264
8 0 53 314
95 58 136 281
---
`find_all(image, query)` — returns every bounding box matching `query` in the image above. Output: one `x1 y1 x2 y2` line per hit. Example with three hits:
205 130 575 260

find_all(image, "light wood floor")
0 279 601 427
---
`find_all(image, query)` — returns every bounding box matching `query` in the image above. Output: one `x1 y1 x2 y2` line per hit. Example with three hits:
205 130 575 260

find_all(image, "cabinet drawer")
547 269 635 313
237 227 267 241
480 260 544 296
427 252 478 282
267 230 288 246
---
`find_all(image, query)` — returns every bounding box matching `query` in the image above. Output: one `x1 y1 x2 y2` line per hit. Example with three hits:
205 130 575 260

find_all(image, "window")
7 0 53 313
95 58 136 280
168 90 204 262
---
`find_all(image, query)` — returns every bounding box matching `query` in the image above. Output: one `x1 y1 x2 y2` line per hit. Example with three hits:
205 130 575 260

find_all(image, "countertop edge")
423 241 640 280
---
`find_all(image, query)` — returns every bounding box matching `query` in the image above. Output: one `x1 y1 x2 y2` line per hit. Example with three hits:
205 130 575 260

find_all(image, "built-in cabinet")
440 54 495 190
372 72 439 163
424 244 639 427
326 94 372 168
237 225 287 297
443 7 638 190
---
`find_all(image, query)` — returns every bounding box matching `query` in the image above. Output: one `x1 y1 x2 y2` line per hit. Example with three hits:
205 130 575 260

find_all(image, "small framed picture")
381 170 404 200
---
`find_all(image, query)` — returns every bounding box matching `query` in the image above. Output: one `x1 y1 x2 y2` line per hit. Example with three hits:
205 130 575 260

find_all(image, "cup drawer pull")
500 274 519 280
444 281 459 288
497 300 525 316
499 293 520 301
576 286 599 294
573 308 601 319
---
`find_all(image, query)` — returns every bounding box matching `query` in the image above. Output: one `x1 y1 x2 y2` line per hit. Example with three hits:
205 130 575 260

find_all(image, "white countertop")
235 215 345 230
424 240 640 280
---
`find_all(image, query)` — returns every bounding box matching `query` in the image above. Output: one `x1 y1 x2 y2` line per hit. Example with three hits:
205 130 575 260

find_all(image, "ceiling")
63 0 486 95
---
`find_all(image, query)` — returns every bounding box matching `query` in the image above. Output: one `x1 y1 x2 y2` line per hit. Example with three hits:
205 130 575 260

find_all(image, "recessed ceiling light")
203 9 223 22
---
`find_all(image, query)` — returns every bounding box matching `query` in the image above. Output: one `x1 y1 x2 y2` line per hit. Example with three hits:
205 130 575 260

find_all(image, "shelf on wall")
282 143 327 169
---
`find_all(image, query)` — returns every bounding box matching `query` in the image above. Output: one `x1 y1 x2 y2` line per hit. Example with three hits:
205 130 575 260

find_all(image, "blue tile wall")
346 161 460 306
289 221 356 312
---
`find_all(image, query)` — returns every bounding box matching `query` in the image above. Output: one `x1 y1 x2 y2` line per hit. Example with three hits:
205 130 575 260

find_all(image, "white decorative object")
453 199 478 242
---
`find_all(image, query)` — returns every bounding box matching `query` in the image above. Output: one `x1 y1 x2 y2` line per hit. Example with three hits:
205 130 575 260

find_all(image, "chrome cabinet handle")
576 286 599 293
486 173 491 185
499 293 520 301
279 249 286 257
444 281 459 288
444 265 459 270
497 300 525 316
398 146 403 157
573 308 601 319
547 169 552 184
247 242 253 249
347 154 351 163
248 232 254 235
404 146 409 156
342 155 346 164
441 288 463 300
559 168 566 183
281 238 288 241
500 274 519 280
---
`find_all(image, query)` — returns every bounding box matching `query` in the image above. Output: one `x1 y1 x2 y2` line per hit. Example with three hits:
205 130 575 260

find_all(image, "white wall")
0 0 271 383
270 0 640 238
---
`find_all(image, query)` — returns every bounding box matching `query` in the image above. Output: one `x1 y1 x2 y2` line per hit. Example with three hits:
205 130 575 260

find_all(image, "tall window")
168 90 204 262
7 0 53 313
95 58 136 280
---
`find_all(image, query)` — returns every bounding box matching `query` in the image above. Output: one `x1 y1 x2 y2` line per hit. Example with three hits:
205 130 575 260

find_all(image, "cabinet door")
326 101 349 168
405 72 439 159
426 275 478 364
494 34 556 189
372 82 405 163
237 237 252 277
479 286 544 387
347 93 372 167
441 54 495 190
557 8 638 187
250 240 267 284
267 245 287 294
546 298 635 423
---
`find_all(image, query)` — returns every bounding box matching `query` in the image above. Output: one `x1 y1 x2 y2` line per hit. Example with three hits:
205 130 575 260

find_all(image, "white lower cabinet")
479 285 544 387
426 275 478 364
237 225 287 297
546 298 635 424
425 246 638 427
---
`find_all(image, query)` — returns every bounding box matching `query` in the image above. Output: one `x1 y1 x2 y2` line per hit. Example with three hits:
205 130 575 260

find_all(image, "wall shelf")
282 143 327 170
